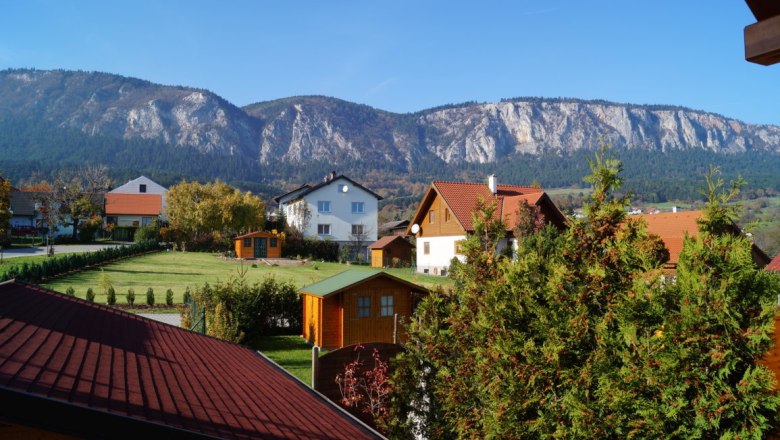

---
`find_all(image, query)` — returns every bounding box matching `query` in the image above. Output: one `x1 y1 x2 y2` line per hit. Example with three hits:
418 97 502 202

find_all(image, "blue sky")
1 1 777 125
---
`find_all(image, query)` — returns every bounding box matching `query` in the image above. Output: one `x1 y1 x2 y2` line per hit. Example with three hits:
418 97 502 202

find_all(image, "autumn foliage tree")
389 149 780 438
166 179 265 249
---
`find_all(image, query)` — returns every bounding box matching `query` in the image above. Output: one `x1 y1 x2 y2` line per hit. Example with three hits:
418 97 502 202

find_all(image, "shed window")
243 238 252 247
357 296 371 318
380 295 394 317
270 237 278 247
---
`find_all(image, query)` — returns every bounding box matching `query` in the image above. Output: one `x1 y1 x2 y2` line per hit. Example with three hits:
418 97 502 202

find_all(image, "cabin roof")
301 270 427 298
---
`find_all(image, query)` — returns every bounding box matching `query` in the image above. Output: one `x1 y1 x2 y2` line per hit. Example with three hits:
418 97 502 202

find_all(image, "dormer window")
139 184 147 193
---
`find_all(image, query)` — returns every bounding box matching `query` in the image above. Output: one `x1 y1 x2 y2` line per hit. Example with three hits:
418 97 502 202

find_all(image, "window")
139 184 147 193
423 241 430 255
351 224 364 235
445 208 451 222
317 201 331 213
454 240 464 255
141 216 153 226
381 295 394 317
317 224 331 236
270 237 278 247
352 202 364 214
428 210 435 223
357 296 371 318
243 238 252 247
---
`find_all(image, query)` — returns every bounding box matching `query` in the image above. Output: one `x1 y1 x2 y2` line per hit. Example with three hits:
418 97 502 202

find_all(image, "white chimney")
488 174 497 194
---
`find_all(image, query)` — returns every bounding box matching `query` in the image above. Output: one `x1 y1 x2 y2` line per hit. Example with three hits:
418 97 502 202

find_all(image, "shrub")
146 287 155 306
166 289 174 306
127 288 135 305
85 288 95 303
65 286 75 297
106 287 116 305
183 287 192 304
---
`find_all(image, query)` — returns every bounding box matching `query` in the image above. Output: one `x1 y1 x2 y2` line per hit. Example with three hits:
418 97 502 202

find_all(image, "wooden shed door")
253 237 267 258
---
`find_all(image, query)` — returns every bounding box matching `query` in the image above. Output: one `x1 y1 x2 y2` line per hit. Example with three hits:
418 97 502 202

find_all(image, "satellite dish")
410 224 420 234
342 185 349 193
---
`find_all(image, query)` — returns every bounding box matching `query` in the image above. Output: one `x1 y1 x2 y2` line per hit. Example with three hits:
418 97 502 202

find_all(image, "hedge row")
1 240 162 283
282 237 340 261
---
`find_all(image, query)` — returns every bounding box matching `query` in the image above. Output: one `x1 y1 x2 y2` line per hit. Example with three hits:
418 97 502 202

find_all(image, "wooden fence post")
311 345 320 389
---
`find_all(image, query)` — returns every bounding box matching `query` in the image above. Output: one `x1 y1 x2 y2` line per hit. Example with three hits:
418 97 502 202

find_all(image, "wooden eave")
744 0 780 65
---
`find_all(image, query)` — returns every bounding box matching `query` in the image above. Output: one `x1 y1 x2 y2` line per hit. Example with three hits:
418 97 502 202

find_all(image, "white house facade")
275 174 381 257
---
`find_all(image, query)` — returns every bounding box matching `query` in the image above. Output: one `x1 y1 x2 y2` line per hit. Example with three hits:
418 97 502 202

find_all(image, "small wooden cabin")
234 231 283 259
368 235 414 268
301 270 428 349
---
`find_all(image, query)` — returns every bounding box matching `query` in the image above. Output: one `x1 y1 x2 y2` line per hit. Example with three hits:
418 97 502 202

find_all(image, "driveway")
1 243 130 259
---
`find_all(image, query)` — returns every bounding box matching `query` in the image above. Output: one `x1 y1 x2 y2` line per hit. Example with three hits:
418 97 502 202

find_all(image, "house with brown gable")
0 280 381 439
406 175 567 275
638 210 772 271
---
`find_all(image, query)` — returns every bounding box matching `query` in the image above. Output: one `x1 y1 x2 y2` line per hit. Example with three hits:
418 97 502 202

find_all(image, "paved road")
1 243 129 259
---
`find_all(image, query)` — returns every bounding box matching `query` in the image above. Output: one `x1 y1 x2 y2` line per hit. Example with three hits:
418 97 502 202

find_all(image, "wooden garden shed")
368 235 414 268
234 231 283 259
301 270 428 349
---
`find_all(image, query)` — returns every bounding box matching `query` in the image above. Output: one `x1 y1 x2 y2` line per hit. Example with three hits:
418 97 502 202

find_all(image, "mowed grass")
250 335 317 385
41 251 453 304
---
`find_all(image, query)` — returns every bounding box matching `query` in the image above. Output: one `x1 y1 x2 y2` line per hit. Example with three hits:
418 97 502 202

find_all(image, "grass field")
251 335 317 385
41 251 453 304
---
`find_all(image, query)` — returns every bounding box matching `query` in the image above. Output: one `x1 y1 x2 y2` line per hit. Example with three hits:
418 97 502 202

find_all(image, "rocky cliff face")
1 69 778 168
0 69 261 157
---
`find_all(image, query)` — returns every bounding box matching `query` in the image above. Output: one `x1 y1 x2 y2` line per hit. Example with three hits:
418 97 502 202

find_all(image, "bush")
166 289 174 306
106 286 117 305
146 287 155 306
183 287 192 304
283 237 339 261
135 221 161 243
85 288 95 303
64 286 75 297
127 288 135 305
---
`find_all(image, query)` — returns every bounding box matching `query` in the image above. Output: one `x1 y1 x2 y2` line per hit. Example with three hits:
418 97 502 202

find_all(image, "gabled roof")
368 235 413 250
109 176 167 195
378 220 409 233
234 230 279 240
105 193 162 216
638 211 771 268
0 280 380 439
407 180 566 234
767 253 780 272
301 270 427 298
9 190 36 217
273 175 382 204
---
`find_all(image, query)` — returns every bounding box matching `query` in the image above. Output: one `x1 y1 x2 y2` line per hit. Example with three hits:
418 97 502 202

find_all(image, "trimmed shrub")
85 288 95 303
166 289 174 306
106 287 116 305
127 288 135 305
65 286 75 297
282 237 339 261
183 286 192 304
146 287 155 306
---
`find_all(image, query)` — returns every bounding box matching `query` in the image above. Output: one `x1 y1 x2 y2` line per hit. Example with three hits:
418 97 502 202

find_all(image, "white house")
274 173 381 259
105 177 167 240
406 176 567 275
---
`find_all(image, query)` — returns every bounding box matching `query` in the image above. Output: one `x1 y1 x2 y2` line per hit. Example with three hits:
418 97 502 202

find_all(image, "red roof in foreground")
0 281 380 439
768 253 780 272
105 193 162 216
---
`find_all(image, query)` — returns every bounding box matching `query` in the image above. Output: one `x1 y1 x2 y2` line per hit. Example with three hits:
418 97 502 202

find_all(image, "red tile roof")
367 235 413 250
105 193 162 216
768 253 780 272
0 281 380 439
638 211 702 266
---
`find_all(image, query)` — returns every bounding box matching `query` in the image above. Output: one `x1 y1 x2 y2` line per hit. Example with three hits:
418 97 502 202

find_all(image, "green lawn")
41 251 453 304
250 335 317 385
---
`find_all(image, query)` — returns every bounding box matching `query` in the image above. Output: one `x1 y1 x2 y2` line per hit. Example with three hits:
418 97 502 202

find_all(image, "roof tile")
105 193 162 216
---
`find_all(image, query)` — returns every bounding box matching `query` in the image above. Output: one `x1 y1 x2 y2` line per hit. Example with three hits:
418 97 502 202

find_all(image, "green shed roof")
300 269 427 298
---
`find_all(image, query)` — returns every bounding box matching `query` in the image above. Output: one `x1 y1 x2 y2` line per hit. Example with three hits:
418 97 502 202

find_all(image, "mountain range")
1 68 779 204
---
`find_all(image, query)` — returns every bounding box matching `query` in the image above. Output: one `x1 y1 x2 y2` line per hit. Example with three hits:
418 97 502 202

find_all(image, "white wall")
282 177 378 244
416 235 466 275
